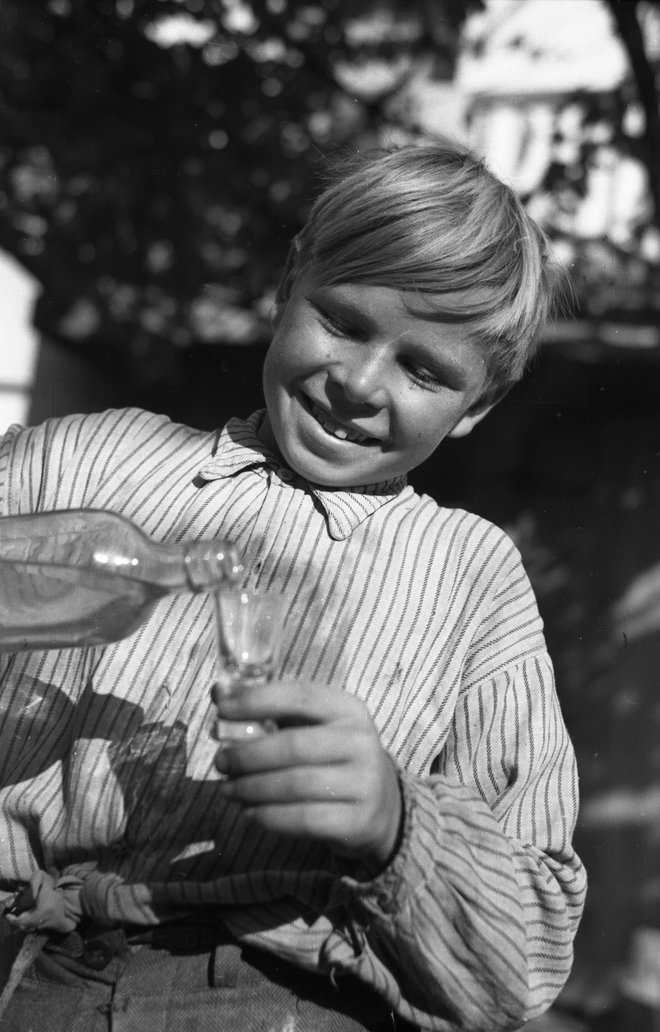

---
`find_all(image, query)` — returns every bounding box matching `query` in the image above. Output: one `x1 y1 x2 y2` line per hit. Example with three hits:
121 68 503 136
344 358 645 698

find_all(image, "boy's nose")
331 349 388 408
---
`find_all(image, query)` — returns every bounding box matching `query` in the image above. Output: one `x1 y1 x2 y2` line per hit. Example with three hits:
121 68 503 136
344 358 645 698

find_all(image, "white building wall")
0 253 39 432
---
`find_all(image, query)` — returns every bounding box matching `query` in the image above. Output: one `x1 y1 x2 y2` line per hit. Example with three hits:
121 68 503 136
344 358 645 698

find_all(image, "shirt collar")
196 410 406 541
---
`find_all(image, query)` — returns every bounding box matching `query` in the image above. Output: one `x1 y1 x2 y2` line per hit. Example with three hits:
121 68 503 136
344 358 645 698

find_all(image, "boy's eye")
402 360 445 390
314 304 361 340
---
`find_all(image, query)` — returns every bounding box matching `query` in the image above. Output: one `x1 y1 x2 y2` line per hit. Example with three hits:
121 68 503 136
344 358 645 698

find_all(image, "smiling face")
259 278 494 488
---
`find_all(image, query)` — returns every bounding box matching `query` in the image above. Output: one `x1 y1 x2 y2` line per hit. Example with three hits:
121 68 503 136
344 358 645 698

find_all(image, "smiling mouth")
306 397 377 445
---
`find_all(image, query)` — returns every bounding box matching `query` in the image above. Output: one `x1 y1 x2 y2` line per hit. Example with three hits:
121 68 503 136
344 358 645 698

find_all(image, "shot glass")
212 586 282 745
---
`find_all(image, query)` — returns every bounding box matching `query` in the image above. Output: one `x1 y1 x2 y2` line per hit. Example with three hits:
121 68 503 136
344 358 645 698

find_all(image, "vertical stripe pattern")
0 408 586 1031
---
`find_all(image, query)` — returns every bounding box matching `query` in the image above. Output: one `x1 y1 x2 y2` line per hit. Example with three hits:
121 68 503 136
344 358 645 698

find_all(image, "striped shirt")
0 407 586 1031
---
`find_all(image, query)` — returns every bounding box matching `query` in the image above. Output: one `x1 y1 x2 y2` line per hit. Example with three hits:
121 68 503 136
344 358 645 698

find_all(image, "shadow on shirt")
0 674 273 887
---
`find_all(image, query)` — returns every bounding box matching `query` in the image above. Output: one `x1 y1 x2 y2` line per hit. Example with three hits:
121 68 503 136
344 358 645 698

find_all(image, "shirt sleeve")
0 411 93 516
0 406 172 517
323 554 587 1032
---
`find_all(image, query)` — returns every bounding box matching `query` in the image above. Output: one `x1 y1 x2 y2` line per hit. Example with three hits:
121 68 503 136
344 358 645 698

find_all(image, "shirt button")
82 938 113 970
276 468 294 483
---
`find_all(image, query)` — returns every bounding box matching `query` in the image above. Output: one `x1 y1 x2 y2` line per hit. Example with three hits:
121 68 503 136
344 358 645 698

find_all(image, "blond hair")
278 140 568 399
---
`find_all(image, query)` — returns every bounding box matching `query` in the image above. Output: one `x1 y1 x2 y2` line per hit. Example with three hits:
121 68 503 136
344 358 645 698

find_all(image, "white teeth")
310 401 368 443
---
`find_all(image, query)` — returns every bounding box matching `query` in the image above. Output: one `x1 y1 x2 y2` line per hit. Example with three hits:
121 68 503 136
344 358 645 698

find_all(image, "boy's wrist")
361 758 406 877
334 758 406 882
336 771 423 906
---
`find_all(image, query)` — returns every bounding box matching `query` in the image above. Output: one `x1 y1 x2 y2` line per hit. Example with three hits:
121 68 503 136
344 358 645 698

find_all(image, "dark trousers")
0 923 410 1032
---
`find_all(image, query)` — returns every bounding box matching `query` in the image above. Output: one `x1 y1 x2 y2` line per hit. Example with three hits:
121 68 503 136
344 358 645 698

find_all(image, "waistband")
44 916 232 971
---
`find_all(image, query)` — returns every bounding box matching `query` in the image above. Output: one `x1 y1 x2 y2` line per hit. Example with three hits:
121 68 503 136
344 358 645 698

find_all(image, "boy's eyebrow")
427 354 470 389
307 286 364 321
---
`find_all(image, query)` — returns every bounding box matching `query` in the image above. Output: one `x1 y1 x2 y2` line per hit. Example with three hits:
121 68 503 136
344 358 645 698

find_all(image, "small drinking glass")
212 586 282 745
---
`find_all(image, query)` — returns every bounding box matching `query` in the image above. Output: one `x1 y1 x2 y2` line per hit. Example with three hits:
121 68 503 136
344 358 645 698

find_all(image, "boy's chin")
287 452 397 489
262 416 401 487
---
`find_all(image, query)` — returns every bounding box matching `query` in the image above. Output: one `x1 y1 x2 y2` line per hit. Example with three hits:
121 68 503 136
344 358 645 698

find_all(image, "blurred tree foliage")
519 0 660 324
0 0 480 386
607 0 660 224
0 0 658 384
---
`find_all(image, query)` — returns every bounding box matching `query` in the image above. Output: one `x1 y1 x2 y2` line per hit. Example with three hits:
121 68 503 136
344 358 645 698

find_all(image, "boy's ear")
448 380 513 438
447 399 497 439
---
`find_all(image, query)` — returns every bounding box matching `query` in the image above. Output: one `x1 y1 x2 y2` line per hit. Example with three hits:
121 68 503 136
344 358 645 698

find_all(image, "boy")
0 140 586 1031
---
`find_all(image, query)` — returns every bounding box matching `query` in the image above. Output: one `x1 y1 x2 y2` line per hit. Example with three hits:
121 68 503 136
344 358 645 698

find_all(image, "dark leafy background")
0 0 481 389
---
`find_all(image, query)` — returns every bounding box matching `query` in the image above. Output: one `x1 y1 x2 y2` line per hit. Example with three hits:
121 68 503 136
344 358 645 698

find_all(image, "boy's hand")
2 871 80 934
212 681 403 874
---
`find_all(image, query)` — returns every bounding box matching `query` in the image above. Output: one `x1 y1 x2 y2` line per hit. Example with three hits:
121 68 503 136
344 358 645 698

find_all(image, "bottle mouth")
183 542 243 590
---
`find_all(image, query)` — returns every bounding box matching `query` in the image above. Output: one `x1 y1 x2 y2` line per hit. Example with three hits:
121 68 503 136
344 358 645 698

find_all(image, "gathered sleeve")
325 636 586 1030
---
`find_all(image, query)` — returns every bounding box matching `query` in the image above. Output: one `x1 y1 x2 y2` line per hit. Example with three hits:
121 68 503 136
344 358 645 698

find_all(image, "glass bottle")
0 509 242 651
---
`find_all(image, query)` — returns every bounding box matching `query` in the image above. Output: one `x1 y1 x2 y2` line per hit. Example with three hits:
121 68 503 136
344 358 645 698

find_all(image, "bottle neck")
182 541 243 591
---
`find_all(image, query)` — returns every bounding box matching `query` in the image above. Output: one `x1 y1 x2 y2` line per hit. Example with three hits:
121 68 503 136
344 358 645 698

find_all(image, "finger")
217 765 355 806
214 724 364 776
239 800 365 853
231 766 404 867
4 871 76 934
214 681 366 727
5 912 46 932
